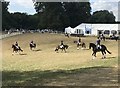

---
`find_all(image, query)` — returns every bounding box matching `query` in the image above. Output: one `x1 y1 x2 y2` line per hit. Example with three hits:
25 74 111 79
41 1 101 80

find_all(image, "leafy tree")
34 2 67 31
90 10 116 23
34 2 91 31
2 1 11 30
63 2 91 27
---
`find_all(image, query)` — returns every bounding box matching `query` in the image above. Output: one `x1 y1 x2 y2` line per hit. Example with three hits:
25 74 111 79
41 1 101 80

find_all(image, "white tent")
73 23 92 35
65 26 74 34
91 24 119 36
68 23 119 36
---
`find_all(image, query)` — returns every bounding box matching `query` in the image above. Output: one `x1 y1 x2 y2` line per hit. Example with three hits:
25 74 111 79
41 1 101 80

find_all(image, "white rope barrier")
0 32 22 39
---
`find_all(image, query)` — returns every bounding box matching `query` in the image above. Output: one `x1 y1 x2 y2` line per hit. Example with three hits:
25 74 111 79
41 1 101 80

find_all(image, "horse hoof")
102 57 105 59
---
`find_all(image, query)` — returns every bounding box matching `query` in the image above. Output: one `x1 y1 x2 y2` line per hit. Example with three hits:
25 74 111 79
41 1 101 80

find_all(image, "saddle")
30 43 35 46
97 45 101 50
60 45 64 48
15 46 19 49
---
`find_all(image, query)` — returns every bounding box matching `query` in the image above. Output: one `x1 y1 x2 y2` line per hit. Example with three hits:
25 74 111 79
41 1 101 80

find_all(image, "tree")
63 2 91 27
33 2 91 31
90 10 116 23
34 2 67 31
2 1 11 30
10 12 39 30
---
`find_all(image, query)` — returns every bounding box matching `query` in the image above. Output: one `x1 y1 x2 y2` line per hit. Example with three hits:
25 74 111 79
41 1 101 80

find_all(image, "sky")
6 0 119 21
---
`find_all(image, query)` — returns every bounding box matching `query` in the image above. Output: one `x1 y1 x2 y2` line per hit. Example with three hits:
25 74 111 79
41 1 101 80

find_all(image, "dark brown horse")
12 44 23 54
55 45 69 53
30 43 36 50
77 42 86 50
89 43 111 59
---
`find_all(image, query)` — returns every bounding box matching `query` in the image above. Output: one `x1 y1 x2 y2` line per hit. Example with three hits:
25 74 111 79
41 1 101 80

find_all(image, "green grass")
2 33 118 86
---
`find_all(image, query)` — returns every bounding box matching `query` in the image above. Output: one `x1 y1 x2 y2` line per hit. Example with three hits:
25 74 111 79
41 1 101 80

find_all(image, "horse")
100 36 105 41
12 44 23 54
110 35 119 41
30 43 36 50
65 33 70 38
89 43 111 59
77 42 86 50
55 44 69 53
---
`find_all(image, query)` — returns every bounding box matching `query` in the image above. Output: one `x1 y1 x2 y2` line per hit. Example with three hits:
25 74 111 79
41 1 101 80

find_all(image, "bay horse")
30 43 36 50
12 44 23 54
89 43 111 59
55 45 69 53
77 42 86 50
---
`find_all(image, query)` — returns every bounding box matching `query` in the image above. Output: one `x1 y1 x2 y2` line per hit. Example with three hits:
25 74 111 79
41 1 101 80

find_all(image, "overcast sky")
6 0 119 21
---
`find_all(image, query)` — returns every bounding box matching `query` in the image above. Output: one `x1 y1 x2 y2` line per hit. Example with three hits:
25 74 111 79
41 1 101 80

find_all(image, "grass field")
2 33 118 86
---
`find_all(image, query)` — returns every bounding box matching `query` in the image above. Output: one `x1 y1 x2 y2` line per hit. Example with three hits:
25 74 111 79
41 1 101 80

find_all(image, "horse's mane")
90 42 95 45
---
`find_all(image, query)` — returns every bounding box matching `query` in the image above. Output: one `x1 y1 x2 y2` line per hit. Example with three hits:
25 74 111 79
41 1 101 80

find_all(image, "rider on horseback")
60 40 64 48
15 42 19 49
96 37 101 49
78 37 81 45
30 40 34 46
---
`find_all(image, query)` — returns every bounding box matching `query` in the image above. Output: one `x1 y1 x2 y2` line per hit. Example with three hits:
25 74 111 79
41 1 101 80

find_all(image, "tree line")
2 1 116 31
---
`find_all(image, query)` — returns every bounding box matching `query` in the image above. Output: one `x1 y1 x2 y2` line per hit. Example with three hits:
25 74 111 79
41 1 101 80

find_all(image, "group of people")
60 37 101 50
14 36 102 52
14 41 35 49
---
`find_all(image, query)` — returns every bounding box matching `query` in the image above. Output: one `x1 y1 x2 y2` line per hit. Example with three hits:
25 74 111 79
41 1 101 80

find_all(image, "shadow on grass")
32 49 42 52
19 53 27 56
105 57 116 59
2 66 118 87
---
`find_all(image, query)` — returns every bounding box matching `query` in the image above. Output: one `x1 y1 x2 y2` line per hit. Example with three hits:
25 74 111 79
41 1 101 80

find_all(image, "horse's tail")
105 47 111 54
21 49 23 52
35 43 36 48
19 47 23 52
65 45 69 49
106 49 111 54
102 45 111 54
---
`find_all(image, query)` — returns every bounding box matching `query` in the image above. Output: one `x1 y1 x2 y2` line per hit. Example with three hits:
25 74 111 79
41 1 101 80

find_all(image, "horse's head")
89 43 95 49
55 46 59 51
12 44 15 48
55 48 58 51
89 43 97 50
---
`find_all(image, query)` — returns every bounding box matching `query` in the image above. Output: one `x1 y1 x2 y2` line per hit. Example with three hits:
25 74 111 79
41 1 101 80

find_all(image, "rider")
96 37 101 49
30 40 34 46
78 37 81 45
15 41 19 49
60 40 64 48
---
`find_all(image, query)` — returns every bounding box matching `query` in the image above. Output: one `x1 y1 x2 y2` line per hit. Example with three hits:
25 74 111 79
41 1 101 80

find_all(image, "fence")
0 32 22 39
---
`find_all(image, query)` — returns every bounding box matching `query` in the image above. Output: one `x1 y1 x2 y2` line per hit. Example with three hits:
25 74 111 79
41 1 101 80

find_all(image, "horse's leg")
103 51 106 58
64 49 66 53
77 44 79 50
92 52 96 60
57 49 59 53
84 44 86 48
30 47 32 50
12 49 14 55
104 37 105 41
61 49 62 52
81 43 85 49
16 50 19 55
101 51 105 59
